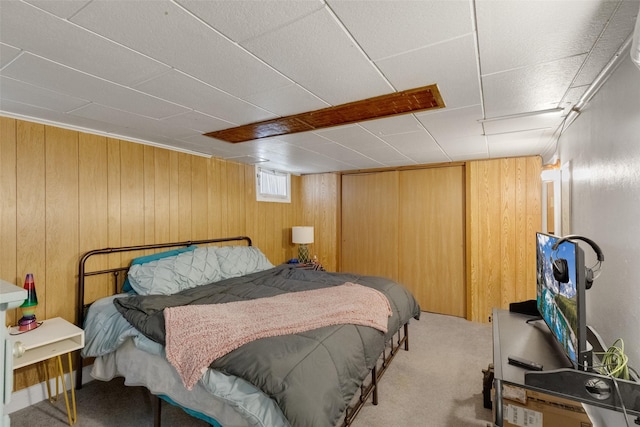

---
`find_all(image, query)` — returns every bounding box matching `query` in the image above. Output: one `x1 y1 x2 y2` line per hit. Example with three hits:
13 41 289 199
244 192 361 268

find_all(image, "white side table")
9 317 84 425
1 280 27 427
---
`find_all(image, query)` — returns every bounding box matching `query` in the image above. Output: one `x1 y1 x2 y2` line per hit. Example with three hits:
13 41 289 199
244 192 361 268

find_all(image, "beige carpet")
350 312 493 427
9 311 493 427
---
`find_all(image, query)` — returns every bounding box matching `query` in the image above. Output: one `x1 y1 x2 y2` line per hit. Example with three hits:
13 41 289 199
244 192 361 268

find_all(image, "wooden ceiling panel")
205 84 445 143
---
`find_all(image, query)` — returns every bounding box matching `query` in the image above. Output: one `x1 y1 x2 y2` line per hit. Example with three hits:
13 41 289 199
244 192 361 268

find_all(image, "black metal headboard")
77 235 251 327
75 235 251 389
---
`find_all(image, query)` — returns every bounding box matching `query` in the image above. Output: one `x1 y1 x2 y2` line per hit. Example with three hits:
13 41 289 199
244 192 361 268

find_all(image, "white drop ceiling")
1 0 638 174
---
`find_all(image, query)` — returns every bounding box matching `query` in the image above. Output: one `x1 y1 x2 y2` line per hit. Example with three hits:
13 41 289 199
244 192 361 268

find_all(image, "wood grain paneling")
79 134 110 304
143 145 156 248
191 156 209 240
466 156 541 322
16 121 46 323
341 171 399 279
399 166 465 316
106 138 123 287
300 173 340 272
45 126 79 321
120 142 145 247
153 149 171 244
178 153 192 241
14 121 47 389
0 117 18 325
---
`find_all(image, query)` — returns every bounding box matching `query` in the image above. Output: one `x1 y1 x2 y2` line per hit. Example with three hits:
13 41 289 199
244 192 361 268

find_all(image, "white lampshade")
292 226 314 244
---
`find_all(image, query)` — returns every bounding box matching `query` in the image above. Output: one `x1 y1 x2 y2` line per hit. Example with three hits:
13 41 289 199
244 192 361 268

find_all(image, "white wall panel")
558 56 640 368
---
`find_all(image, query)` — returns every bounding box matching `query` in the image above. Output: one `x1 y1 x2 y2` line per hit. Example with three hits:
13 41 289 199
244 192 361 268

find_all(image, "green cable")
595 338 629 380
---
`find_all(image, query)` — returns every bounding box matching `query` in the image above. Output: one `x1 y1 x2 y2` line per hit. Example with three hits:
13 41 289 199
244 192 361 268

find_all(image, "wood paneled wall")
299 173 340 272
399 166 465 317
0 117 316 389
341 171 400 279
466 156 542 323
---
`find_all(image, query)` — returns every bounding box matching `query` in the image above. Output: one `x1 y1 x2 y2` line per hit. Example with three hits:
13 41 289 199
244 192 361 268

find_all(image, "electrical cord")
596 338 629 380
611 376 631 427
594 339 632 427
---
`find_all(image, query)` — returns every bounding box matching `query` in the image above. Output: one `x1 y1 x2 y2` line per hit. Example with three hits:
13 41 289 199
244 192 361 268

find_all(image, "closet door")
399 166 465 317
341 171 399 280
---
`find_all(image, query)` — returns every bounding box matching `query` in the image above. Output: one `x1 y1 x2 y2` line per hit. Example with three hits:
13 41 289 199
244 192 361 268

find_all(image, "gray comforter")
114 265 420 427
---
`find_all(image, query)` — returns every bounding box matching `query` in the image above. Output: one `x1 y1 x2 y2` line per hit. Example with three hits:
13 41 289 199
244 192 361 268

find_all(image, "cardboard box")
495 386 593 427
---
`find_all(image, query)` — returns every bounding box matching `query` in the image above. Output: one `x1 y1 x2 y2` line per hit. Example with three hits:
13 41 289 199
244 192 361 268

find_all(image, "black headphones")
551 235 604 289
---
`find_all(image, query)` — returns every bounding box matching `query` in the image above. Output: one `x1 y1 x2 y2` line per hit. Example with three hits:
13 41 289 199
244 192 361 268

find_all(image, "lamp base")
298 244 310 264
18 315 38 332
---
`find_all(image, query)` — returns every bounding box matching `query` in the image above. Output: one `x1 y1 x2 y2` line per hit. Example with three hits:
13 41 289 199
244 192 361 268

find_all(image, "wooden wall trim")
339 161 466 175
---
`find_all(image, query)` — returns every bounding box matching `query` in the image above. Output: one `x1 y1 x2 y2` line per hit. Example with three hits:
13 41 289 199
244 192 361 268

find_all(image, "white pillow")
128 246 222 295
216 246 274 279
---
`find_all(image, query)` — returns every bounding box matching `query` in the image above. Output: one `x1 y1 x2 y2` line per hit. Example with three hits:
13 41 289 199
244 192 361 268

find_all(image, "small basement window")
256 166 291 203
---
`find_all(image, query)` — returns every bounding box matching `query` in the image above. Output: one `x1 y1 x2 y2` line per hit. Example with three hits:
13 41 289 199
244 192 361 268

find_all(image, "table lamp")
18 273 38 332
292 226 314 264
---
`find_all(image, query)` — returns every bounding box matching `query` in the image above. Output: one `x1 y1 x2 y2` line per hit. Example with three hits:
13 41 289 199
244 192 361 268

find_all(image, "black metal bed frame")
341 322 410 426
75 235 252 390
74 235 411 427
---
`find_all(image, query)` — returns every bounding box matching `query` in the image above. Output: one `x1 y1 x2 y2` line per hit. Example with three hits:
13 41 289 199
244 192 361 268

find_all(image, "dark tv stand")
492 308 640 426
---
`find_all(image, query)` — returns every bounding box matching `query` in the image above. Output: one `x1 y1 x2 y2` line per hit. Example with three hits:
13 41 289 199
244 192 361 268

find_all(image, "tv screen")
535 232 591 370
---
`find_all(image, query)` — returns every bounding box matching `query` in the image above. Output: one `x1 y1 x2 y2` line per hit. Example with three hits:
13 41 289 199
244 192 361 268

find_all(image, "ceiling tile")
329 0 473 61
276 132 335 149
70 103 198 140
416 105 484 140
3 54 189 119
482 54 586 118
381 129 442 156
405 150 451 164
176 0 324 43
70 0 292 97
314 125 387 150
357 145 411 164
476 0 618 74
0 98 118 133
242 84 330 117
304 142 378 165
359 114 425 136
0 0 635 175
161 111 235 134
0 76 90 112
376 34 481 109
0 1 169 87
0 42 21 68
438 135 489 160
242 8 393 105
487 128 556 158
134 70 275 125
24 0 91 19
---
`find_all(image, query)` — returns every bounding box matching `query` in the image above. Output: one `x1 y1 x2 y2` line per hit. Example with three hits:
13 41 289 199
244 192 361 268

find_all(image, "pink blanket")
164 282 392 389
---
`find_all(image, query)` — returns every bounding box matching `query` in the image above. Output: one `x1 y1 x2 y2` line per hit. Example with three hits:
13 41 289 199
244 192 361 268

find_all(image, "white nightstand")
9 317 84 425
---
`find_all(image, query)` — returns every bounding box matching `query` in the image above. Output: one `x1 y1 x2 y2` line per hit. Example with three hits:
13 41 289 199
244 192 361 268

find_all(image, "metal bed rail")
342 322 411 426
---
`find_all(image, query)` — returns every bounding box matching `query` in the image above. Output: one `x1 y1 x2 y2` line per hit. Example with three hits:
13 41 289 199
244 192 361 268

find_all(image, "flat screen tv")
535 232 592 371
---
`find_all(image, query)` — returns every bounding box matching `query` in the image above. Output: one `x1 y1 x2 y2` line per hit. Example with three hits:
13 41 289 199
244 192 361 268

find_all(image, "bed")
76 236 421 427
